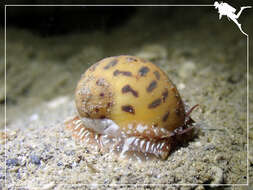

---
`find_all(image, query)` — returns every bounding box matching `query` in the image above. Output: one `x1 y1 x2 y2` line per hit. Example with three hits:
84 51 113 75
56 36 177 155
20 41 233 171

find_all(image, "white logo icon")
214 1 251 36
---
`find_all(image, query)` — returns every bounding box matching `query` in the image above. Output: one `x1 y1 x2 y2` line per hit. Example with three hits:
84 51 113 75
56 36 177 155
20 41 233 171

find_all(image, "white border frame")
4 4 250 188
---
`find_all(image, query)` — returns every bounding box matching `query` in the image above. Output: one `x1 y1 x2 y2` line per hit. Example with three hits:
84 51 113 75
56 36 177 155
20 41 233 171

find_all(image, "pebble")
30 154 41 165
179 61 196 78
211 166 223 185
178 83 186 90
194 141 202 147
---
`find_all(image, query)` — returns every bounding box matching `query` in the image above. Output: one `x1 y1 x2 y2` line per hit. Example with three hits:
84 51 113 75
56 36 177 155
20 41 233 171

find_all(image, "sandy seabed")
0 8 252 190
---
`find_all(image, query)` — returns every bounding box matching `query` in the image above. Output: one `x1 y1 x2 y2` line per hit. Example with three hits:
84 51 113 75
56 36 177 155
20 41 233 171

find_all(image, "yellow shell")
75 55 185 139
65 55 196 160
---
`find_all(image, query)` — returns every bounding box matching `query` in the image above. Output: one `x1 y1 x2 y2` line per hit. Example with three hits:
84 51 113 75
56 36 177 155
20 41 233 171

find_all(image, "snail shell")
65 55 195 160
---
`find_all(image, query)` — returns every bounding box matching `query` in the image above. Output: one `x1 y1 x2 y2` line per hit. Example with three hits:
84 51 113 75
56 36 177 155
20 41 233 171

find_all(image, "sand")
0 7 252 190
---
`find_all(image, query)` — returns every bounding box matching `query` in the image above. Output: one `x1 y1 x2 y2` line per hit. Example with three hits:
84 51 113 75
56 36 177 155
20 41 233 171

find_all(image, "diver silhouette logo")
214 1 251 36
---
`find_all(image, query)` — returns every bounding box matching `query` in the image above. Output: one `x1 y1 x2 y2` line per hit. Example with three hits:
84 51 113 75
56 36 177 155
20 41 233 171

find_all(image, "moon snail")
65 55 198 160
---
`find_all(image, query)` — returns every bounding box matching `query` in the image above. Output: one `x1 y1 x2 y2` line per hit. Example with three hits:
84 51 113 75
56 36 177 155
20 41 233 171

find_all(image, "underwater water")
0 5 252 189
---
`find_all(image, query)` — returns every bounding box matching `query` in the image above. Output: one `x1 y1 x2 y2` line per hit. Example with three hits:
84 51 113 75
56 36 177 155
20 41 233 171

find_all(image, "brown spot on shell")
147 80 157 92
138 66 150 76
153 71 160 80
122 85 138 97
162 89 168 102
122 105 135 114
162 111 170 122
104 59 118 69
107 102 112 108
100 93 104 97
148 98 161 109
113 70 132 77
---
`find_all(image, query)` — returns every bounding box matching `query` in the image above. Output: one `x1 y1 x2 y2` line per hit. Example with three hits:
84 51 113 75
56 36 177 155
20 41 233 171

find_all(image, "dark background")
1 0 252 37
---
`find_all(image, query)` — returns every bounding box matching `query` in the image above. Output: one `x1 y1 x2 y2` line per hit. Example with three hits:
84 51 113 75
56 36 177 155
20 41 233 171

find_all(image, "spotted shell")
75 55 185 138
65 55 195 160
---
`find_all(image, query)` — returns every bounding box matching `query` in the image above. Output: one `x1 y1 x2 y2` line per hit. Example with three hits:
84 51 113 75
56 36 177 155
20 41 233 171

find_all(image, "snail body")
65 55 196 160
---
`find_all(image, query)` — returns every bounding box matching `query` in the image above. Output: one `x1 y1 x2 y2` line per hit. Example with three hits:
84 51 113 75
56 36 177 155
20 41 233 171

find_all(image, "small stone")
194 141 202 147
6 158 20 166
30 154 41 165
211 166 224 185
178 83 186 90
179 61 196 78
